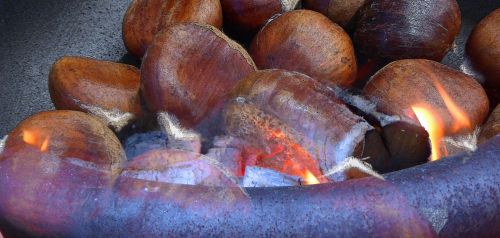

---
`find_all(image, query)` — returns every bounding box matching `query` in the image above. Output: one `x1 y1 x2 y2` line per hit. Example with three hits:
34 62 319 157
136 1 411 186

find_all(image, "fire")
412 106 445 161
302 170 320 185
411 80 472 161
433 81 472 133
22 130 50 152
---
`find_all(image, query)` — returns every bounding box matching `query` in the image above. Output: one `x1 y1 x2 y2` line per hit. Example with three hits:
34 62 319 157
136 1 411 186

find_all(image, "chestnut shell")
303 0 367 28
363 59 489 135
122 0 223 58
249 10 358 87
2 110 126 169
49 56 142 117
467 9 500 88
353 0 461 62
141 23 257 127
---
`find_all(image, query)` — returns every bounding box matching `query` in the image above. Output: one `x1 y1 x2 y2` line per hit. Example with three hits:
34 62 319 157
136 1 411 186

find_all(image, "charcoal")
206 147 243 177
242 166 299 187
443 129 480 156
0 135 7 155
124 131 168 159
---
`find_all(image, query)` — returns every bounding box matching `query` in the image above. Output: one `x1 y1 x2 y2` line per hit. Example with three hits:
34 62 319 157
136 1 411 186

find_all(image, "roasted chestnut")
225 69 372 181
2 110 126 170
479 104 500 144
249 10 358 87
467 9 500 88
363 59 489 135
122 0 223 58
220 0 300 41
302 0 367 28
49 56 142 118
141 23 257 128
353 0 461 62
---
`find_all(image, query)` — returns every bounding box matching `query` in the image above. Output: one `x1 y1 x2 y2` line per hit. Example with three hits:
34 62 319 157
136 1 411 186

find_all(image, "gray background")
0 0 499 136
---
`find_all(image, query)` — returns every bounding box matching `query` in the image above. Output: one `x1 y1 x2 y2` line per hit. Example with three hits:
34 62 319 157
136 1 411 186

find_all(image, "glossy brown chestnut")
467 9 500 88
220 0 300 40
363 59 489 135
249 10 357 87
122 0 223 58
49 56 142 117
141 23 257 128
353 0 461 62
479 104 500 144
2 110 126 170
302 0 367 28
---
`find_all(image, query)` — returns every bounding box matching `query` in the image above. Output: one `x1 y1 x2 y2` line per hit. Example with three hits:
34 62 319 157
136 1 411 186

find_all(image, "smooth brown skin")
303 0 367 28
2 110 126 170
467 9 500 88
363 59 490 135
122 0 223 58
141 23 257 128
225 69 371 180
250 10 358 87
221 0 283 40
49 56 142 117
479 104 500 144
354 0 461 62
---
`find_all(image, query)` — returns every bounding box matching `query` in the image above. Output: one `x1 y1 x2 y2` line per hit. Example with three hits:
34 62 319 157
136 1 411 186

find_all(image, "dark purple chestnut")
353 0 461 62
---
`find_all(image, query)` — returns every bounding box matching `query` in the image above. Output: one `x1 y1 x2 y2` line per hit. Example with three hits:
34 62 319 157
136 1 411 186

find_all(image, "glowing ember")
412 106 446 161
22 130 50 152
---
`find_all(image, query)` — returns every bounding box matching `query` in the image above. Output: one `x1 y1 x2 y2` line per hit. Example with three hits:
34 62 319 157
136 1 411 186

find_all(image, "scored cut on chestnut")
363 59 490 135
141 23 257 128
1 110 126 171
122 0 223 58
49 56 142 118
220 0 300 41
302 0 367 28
467 8 500 88
249 10 358 87
353 0 461 62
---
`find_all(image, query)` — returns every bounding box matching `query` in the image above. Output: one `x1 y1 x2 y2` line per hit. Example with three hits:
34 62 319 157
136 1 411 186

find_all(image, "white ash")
323 157 384 182
443 128 480 156
242 166 299 187
206 147 242 176
79 103 136 132
124 131 168 159
157 112 202 153
420 207 449 234
280 0 300 11
0 135 7 154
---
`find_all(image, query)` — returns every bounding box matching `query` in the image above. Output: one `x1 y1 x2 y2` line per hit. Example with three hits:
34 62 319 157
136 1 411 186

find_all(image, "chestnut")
467 9 500 88
353 0 461 62
49 56 142 118
122 0 223 58
141 23 257 128
225 69 372 181
249 10 358 87
363 59 489 135
220 0 300 41
479 104 500 144
302 0 367 28
2 110 126 170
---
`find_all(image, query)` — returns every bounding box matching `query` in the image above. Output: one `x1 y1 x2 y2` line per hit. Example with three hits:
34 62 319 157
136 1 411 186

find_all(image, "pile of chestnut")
2 0 499 185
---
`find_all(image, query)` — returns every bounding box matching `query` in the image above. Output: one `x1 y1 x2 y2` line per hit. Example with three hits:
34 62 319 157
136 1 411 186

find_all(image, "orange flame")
433 81 472 133
22 130 50 152
412 106 446 161
302 170 320 185
411 80 472 161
